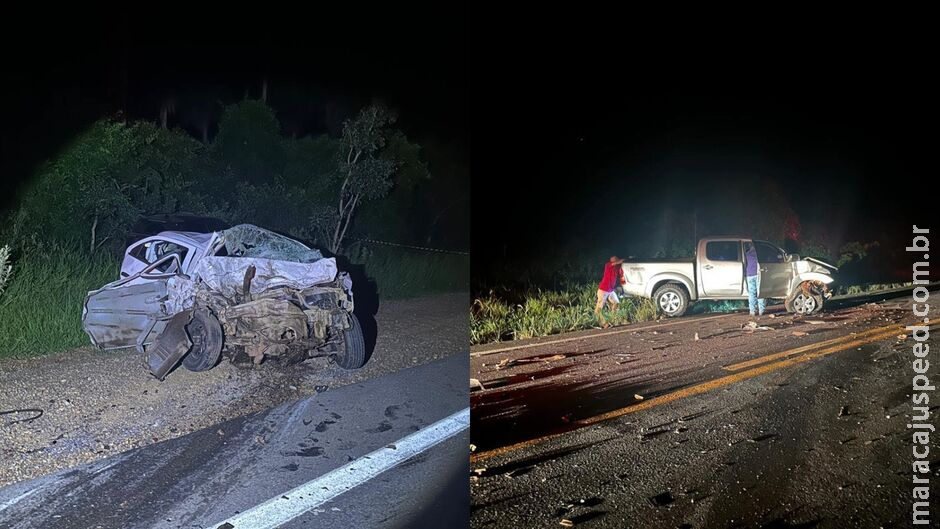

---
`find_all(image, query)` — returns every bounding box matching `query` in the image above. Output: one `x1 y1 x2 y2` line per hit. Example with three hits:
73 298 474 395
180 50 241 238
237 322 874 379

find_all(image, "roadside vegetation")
471 284 658 345
0 100 467 359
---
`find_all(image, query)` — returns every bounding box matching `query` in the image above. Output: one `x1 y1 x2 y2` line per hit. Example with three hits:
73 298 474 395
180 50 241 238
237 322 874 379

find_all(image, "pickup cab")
619 237 838 317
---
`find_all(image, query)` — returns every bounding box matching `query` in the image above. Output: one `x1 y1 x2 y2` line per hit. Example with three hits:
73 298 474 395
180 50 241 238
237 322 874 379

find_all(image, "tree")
313 103 398 253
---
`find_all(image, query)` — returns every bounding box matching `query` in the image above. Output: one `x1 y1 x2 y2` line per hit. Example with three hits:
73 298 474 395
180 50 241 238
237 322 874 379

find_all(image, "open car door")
82 254 182 350
753 240 791 298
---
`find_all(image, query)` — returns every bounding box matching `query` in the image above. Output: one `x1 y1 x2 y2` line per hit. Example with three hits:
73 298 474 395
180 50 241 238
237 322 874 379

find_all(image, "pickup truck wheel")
788 291 823 315
653 283 689 318
334 313 367 369
182 309 224 372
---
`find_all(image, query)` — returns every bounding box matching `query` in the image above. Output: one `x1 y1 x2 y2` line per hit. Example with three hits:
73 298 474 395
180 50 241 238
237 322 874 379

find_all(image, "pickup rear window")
705 241 740 262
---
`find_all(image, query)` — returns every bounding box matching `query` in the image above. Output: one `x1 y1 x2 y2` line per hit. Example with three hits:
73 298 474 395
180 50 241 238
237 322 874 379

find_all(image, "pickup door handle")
703 264 713 270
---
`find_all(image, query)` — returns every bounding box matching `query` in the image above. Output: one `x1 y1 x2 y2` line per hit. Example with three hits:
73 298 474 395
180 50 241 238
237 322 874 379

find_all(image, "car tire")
334 313 367 369
653 283 689 318
183 309 224 372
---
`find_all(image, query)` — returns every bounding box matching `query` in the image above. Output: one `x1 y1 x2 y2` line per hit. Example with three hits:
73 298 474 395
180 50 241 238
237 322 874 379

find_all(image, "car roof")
152 231 215 249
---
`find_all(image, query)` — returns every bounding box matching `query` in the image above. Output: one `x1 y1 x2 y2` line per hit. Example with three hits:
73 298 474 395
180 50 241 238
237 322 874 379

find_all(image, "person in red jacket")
595 256 624 328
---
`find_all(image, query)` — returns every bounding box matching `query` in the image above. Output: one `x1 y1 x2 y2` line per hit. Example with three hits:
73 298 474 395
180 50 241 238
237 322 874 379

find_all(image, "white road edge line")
212 407 470 529
0 487 39 514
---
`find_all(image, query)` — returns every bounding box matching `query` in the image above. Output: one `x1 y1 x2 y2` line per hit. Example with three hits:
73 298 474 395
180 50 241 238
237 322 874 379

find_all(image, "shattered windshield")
220 224 323 263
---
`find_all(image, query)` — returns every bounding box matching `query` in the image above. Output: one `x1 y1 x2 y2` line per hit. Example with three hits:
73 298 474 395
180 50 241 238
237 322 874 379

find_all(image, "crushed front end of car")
82 224 367 380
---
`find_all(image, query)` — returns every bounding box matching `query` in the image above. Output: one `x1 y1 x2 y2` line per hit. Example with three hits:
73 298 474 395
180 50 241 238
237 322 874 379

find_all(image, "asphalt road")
470 288 938 528
0 355 469 529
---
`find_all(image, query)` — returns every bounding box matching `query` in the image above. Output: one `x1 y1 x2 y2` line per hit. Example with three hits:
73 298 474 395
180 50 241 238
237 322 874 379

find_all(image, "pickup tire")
182 309 224 372
653 283 689 318
785 287 824 315
334 313 367 369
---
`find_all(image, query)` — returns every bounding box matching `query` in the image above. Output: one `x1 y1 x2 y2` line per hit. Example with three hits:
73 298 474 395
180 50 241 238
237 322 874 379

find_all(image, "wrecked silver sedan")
82 224 366 380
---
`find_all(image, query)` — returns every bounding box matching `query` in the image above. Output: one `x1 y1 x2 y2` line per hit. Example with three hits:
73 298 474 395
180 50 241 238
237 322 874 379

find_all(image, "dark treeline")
5 98 468 257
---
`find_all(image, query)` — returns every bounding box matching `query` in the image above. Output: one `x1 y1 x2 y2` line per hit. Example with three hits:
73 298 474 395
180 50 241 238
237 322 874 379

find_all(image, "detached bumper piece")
146 310 194 380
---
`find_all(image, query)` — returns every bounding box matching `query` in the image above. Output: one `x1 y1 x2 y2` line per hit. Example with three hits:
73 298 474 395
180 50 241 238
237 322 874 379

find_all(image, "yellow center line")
470 312 736 357
721 323 898 372
470 323 908 464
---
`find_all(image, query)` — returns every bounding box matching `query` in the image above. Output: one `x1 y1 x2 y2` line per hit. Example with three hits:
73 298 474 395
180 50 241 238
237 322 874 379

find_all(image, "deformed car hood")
195 256 338 297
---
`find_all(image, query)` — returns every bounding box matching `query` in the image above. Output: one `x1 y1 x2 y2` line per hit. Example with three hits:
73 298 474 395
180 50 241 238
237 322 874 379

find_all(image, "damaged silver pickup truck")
82 224 367 380
620 237 839 318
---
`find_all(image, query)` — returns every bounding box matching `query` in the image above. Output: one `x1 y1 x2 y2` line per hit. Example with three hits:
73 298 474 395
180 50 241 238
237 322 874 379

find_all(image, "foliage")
470 285 658 345
836 241 879 268
312 103 399 253
11 121 204 255
0 245 11 297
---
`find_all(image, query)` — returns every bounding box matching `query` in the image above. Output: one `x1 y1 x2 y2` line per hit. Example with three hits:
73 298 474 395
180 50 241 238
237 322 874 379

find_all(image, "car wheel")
182 309 224 372
653 283 689 318
334 313 367 369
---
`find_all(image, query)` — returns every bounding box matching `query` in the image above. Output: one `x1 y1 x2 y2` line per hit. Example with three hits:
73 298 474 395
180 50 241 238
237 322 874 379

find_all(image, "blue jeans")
746 275 766 315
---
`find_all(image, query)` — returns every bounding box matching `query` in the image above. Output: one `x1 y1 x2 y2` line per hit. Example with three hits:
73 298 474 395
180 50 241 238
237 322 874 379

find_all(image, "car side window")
705 241 740 262
755 241 785 263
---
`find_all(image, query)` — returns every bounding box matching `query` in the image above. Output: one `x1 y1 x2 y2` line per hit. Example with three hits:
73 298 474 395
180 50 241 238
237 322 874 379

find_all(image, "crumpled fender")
788 272 834 297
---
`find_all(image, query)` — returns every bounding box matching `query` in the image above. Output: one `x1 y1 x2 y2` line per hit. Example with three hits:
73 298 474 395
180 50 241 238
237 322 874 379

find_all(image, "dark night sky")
1 7 467 214
472 25 936 281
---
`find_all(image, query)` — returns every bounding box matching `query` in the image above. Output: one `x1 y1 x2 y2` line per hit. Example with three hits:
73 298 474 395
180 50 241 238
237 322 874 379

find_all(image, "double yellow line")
471 321 911 463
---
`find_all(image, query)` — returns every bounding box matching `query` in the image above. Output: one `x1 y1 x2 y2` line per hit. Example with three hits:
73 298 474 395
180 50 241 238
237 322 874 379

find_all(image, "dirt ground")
0 292 467 488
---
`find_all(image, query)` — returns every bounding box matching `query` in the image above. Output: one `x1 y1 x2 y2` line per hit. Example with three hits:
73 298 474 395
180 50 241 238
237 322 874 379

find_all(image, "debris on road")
694 332 700 341
471 378 485 391
634 394 644 401
559 519 575 527
742 321 772 332
838 406 849 417
792 331 808 337
495 358 518 370
541 354 568 362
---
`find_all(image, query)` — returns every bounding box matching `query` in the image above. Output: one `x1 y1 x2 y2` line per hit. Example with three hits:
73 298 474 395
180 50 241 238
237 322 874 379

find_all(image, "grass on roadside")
351 244 468 300
0 243 117 358
471 284 657 345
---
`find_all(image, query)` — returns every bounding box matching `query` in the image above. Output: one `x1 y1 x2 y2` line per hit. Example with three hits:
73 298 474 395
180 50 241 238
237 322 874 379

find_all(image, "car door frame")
698 238 746 297
121 236 197 283
753 239 791 298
